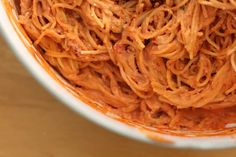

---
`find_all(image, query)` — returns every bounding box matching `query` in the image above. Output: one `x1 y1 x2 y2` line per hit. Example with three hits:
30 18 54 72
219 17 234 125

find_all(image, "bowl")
1 0 236 149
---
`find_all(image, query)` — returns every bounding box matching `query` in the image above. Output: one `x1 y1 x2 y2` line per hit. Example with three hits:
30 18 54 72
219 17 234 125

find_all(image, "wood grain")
0 36 236 157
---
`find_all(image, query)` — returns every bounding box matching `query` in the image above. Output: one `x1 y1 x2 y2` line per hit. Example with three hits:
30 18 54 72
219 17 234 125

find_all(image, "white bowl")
1 0 236 149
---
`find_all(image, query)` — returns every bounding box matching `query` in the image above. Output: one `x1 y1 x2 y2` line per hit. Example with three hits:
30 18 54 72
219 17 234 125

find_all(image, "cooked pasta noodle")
18 0 236 130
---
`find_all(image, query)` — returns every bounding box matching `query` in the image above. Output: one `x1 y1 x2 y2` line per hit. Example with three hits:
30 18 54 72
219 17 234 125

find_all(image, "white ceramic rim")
1 1 236 149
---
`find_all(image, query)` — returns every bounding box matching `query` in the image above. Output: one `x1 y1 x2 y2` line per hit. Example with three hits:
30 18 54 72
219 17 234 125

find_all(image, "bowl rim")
1 0 236 150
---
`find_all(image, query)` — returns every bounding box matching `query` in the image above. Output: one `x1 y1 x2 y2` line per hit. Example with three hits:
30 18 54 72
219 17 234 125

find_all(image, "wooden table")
0 36 236 157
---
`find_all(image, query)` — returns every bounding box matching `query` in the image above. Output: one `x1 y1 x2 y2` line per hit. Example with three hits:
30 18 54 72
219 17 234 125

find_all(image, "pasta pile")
19 0 236 130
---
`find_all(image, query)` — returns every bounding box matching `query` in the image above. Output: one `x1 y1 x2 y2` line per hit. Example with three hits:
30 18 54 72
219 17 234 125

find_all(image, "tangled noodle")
19 0 236 130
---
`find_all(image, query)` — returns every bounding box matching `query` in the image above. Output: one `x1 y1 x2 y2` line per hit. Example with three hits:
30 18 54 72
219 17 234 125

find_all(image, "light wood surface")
0 35 236 157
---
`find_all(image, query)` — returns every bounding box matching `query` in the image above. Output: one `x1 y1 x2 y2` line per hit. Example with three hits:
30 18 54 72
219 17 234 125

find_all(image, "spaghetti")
18 0 236 130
